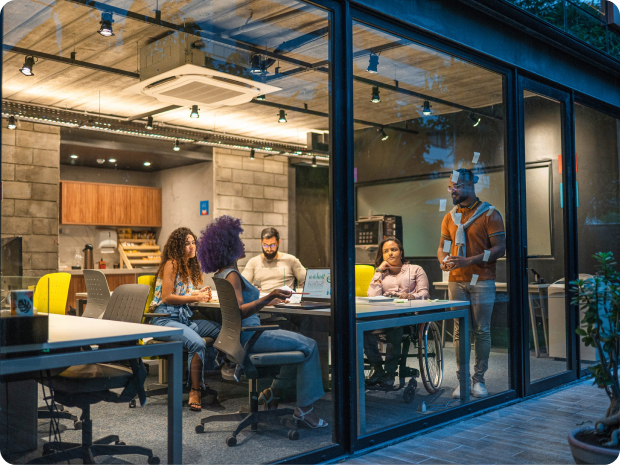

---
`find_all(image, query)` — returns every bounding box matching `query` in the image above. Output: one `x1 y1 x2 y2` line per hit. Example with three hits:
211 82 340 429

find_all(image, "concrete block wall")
1 119 60 276
212 148 289 267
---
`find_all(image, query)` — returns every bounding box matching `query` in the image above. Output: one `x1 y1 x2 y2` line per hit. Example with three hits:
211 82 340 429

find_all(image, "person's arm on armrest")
225 271 291 319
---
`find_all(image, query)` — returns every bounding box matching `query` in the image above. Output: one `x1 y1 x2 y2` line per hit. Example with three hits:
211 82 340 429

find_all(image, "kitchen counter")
61 268 158 276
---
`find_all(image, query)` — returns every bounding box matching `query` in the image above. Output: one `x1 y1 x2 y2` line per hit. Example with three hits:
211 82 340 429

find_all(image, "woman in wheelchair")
198 215 328 429
365 237 430 388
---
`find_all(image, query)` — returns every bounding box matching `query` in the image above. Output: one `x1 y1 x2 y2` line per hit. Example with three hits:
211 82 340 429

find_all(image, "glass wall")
575 102 620 370
351 21 510 435
2 0 335 462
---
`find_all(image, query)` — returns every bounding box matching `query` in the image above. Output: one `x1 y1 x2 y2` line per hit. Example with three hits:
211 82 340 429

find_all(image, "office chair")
138 274 157 314
195 277 303 446
33 272 71 314
355 264 375 297
35 284 160 464
82 269 110 319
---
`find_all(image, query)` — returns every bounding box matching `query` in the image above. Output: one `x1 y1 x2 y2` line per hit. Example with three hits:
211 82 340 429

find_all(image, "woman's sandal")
189 388 202 412
293 406 328 429
258 388 280 411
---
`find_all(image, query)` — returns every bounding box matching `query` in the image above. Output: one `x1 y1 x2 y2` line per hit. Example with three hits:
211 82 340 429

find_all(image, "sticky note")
443 240 451 253
451 170 460 183
473 152 480 163
483 250 490 262
470 274 479 286
439 199 447 211
454 213 462 223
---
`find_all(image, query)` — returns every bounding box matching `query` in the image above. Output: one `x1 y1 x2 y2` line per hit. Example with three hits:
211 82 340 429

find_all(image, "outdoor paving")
345 379 616 465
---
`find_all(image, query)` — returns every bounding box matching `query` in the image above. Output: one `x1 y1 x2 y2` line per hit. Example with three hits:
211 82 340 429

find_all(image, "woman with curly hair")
198 216 328 428
150 227 220 412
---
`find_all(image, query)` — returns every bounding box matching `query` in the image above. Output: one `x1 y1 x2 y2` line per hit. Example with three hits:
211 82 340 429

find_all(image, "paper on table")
451 170 460 183
439 199 447 211
470 274 479 286
443 240 452 253
278 285 301 303
473 152 480 163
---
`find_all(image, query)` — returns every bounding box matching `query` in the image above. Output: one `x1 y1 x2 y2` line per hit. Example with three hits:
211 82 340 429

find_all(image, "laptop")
274 268 331 309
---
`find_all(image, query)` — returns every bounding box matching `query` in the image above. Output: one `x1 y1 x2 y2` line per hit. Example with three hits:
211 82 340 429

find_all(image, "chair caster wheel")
403 386 415 403
148 456 160 464
129 399 136 408
74 421 82 430
115 440 126 445
226 436 237 447
288 429 299 441
195 424 205 434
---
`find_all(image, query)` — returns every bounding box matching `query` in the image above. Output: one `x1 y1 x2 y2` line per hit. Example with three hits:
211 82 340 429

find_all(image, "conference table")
0 314 184 464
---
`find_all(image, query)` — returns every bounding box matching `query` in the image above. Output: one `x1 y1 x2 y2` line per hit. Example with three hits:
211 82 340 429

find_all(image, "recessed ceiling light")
70 154 78 159
144 161 151 166
108 158 116 163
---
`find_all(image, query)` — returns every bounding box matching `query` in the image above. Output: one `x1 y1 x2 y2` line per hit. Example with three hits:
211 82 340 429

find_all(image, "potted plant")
568 252 620 464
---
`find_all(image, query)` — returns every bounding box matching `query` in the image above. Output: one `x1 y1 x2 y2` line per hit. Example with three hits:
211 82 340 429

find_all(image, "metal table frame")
0 341 183 464
356 308 470 434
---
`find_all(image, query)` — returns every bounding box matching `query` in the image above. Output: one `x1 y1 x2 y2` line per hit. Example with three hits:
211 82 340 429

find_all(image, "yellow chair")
355 264 375 297
34 272 71 314
138 275 157 313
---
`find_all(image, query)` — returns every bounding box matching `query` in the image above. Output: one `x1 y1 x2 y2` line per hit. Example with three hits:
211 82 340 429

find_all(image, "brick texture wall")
212 148 288 267
1 119 60 276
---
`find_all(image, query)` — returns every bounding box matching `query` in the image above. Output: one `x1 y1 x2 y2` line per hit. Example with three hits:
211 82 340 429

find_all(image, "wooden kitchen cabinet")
60 181 162 227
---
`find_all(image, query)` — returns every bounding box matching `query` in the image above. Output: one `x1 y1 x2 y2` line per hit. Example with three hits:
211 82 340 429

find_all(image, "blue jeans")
152 304 221 388
243 329 325 407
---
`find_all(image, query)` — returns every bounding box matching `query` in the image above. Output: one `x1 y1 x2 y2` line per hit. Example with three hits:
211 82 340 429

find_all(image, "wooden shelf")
120 245 160 250
119 241 162 269
128 259 161 265
125 252 161 258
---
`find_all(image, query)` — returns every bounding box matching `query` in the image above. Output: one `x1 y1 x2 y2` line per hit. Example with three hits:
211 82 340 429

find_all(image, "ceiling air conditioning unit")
125 33 280 108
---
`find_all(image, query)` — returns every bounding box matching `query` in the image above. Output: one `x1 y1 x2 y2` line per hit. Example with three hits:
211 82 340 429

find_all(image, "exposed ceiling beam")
125 105 183 122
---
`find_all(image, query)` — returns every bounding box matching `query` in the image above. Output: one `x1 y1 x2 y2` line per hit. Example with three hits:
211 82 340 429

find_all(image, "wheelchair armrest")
241 325 279 332
143 313 171 318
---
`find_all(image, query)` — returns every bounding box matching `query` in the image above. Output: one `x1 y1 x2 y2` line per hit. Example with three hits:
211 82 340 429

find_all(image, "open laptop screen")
303 269 331 301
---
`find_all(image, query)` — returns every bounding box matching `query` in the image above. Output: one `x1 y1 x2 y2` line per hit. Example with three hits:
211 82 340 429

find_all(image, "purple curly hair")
197 215 245 273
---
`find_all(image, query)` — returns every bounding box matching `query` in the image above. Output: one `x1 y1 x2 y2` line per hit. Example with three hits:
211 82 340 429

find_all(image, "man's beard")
452 193 465 205
263 249 278 260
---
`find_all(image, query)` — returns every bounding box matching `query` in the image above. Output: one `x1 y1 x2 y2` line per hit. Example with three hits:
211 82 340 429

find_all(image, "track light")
70 154 78 159
422 100 432 116
278 109 287 123
144 161 151 166
250 149 255 160
256 94 266 101
250 54 263 74
7 116 17 129
108 158 116 163
469 112 481 127
19 56 35 76
190 105 200 118
98 12 114 36
173 139 180 151
146 116 153 130
371 86 381 103
311 156 317 168
380 128 389 141
367 53 379 73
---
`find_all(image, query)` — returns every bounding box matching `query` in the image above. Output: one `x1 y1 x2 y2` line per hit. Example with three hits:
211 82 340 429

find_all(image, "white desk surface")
0 313 182 354
432 281 551 292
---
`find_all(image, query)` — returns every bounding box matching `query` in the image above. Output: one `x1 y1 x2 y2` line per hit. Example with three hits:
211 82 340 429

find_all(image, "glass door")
518 77 577 395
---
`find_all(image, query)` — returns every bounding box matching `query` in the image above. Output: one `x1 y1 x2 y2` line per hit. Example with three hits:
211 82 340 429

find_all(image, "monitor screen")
303 269 331 300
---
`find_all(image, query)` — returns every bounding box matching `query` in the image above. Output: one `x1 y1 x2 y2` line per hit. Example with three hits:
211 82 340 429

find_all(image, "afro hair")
197 215 245 273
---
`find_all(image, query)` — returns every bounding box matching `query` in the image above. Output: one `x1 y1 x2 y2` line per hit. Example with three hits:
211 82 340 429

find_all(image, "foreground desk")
432 281 551 357
0 314 184 464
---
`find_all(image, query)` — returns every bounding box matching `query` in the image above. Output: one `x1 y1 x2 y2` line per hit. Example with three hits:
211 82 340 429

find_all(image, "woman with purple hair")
198 216 328 429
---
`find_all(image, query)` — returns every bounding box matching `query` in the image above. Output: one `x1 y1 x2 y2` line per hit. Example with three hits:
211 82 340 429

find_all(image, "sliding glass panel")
352 21 509 435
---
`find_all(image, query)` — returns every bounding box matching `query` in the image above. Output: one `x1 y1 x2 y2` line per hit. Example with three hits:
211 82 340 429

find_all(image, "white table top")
0 313 182 354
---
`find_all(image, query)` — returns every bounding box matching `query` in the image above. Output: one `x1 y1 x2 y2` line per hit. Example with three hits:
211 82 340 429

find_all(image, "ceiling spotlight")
190 105 200 118
311 156 317 168
278 109 287 123
19 56 35 76
144 161 151 166
422 100 432 116
96 158 105 164
173 139 180 151
367 53 379 73
98 12 114 37
250 149 255 160
146 116 153 130
70 154 78 159
250 54 263 74
256 94 266 101
469 112 481 127
108 158 116 163
371 86 381 104
380 128 389 141
7 116 17 129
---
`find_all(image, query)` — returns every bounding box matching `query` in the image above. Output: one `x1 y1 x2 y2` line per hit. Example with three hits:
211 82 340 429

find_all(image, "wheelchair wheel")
418 321 443 393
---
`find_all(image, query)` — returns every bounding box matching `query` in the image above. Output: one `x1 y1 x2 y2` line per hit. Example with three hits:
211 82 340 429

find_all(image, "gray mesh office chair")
35 284 160 464
195 277 304 446
82 269 111 319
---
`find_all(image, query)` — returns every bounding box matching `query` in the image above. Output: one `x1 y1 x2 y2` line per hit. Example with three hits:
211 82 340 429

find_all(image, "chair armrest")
241 325 279 332
143 313 170 318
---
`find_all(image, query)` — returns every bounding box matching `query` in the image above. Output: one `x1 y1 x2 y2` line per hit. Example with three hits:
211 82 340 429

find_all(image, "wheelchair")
364 321 443 403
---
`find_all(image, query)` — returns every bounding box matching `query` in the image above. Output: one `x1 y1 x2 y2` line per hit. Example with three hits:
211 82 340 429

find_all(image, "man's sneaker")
377 373 396 389
472 382 488 398
451 385 462 399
